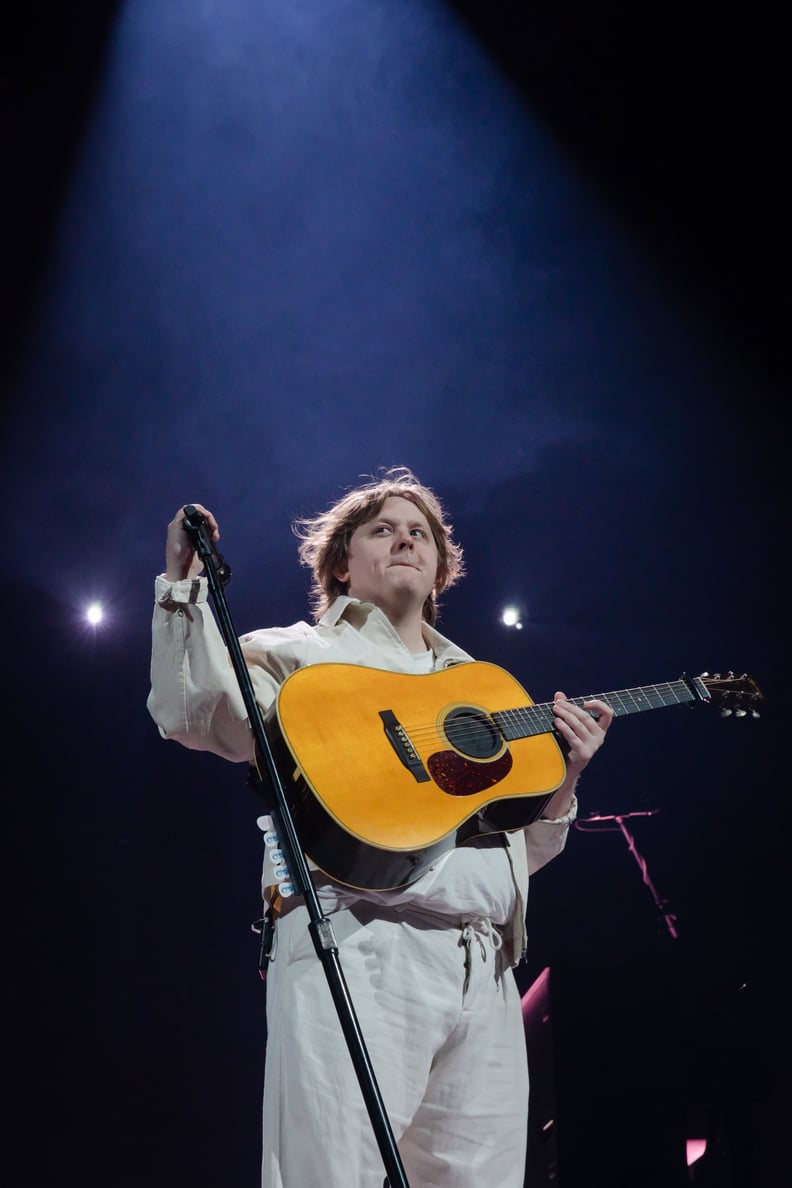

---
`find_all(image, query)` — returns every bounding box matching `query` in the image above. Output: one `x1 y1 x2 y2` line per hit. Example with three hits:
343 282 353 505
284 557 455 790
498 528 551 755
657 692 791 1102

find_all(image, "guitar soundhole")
443 707 502 759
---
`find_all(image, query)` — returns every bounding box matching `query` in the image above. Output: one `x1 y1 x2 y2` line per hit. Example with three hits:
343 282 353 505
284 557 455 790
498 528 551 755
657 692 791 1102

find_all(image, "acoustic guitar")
259 663 763 891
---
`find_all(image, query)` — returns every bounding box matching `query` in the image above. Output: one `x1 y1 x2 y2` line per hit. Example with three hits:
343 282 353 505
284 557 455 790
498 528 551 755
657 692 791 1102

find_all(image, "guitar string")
397 698 672 747
392 681 695 750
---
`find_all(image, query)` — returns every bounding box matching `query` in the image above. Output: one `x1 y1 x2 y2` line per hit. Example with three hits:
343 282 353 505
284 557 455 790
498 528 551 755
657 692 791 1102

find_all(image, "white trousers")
262 903 529 1188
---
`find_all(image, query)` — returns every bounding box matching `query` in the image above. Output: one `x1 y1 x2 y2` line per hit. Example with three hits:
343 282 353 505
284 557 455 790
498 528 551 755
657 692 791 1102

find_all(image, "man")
147 466 614 1187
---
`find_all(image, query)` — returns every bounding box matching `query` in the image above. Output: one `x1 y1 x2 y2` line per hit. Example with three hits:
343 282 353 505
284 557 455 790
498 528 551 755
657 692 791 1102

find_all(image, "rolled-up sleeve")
147 575 281 762
523 793 578 875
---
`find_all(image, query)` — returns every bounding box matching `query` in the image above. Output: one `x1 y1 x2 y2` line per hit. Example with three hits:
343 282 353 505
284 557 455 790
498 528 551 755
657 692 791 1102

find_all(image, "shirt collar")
318 596 472 666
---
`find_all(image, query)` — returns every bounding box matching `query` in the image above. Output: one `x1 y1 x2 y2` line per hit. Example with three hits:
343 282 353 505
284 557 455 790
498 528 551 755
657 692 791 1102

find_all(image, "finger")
552 697 595 727
174 504 220 539
582 698 615 729
191 505 219 539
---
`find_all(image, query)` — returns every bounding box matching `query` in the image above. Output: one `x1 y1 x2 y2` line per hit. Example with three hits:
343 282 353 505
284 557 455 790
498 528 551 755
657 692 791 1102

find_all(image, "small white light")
86 602 104 625
501 605 523 629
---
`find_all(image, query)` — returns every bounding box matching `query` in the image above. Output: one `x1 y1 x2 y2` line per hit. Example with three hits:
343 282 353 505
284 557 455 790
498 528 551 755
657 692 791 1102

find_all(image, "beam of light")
521 965 550 1022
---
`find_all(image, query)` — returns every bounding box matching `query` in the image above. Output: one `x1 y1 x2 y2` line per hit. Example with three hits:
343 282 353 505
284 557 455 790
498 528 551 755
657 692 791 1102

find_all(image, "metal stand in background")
576 809 679 939
181 505 410 1188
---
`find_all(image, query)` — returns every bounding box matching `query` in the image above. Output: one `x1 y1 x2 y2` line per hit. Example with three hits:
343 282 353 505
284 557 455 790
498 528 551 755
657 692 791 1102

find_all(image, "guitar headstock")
698 671 765 717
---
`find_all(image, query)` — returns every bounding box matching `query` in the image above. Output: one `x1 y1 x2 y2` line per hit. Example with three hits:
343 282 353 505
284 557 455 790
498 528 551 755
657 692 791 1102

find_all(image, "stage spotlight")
501 604 524 629
85 602 104 626
686 1138 707 1166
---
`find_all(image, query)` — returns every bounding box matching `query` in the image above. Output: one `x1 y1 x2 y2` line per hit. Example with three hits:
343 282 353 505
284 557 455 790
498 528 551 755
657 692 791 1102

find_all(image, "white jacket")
147 578 576 963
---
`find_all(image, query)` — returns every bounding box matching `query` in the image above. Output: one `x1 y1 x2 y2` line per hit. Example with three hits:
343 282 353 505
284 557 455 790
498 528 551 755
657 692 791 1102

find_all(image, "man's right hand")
165 503 220 581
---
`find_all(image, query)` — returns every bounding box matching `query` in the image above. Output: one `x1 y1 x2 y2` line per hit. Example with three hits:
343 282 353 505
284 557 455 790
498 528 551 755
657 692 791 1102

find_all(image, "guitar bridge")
379 709 431 783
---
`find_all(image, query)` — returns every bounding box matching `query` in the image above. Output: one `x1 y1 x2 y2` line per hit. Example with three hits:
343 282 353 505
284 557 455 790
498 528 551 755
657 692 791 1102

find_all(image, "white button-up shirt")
148 579 576 963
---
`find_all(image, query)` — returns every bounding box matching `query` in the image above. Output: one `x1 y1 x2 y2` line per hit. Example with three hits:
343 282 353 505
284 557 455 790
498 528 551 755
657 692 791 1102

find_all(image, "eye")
410 528 427 538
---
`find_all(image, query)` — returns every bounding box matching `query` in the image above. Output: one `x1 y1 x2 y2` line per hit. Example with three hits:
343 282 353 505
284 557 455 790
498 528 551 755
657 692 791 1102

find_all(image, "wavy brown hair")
293 466 465 625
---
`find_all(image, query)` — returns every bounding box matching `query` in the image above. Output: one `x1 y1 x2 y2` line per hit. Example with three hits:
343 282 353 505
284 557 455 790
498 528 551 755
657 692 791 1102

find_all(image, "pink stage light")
686 1138 707 1167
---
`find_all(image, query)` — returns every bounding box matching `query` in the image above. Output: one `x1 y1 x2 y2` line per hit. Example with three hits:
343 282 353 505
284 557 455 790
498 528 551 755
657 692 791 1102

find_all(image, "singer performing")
147 467 615 1188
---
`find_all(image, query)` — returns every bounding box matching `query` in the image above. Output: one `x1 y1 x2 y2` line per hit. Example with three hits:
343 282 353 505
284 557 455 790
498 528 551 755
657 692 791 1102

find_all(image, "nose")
393 527 414 551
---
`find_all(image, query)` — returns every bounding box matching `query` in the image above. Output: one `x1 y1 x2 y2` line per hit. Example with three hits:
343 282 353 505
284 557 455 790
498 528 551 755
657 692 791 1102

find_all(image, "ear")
333 566 350 584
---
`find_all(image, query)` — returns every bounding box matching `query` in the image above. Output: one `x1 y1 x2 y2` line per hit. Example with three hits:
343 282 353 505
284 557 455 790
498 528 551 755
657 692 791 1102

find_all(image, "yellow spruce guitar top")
259 661 763 891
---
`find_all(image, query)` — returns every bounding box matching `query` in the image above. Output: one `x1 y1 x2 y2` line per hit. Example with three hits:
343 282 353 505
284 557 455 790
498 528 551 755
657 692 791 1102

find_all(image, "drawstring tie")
459 917 502 993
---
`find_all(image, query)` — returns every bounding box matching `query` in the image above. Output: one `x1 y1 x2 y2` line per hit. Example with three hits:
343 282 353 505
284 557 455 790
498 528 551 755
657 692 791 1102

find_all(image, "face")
336 495 439 615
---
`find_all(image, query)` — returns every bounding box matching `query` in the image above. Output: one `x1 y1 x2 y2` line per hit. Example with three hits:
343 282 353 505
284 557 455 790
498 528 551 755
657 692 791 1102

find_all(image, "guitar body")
264 661 566 890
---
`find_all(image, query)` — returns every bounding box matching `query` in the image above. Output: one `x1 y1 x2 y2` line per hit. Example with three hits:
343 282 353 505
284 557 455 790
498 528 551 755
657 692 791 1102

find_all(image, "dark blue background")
3 3 786 1185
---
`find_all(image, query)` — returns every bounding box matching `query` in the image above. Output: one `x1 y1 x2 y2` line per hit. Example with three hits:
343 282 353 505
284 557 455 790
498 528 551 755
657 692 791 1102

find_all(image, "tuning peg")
735 709 747 717
720 708 732 717
752 710 760 719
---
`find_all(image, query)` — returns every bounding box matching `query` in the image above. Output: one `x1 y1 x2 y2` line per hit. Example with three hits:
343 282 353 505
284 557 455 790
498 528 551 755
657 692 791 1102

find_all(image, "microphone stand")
182 507 409 1188
576 811 679 940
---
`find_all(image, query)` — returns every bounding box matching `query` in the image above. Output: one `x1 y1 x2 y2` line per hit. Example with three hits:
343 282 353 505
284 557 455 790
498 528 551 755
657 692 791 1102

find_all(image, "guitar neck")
494 676 710 742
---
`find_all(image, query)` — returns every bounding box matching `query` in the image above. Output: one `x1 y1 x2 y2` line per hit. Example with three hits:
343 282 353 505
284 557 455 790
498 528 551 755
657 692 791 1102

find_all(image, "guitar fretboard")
492 678 708 742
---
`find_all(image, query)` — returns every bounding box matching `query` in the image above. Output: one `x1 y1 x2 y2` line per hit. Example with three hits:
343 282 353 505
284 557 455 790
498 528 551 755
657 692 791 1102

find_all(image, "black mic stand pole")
181 506 409 1188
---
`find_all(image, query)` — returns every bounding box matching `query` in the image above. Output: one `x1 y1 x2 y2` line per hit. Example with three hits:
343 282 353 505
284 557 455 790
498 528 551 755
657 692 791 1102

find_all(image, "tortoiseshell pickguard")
427 748 513 796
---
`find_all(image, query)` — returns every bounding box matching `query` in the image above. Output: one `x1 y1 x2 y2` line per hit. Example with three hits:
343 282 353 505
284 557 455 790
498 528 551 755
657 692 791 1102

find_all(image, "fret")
492 680 697 742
